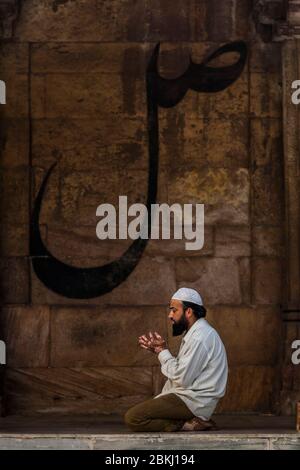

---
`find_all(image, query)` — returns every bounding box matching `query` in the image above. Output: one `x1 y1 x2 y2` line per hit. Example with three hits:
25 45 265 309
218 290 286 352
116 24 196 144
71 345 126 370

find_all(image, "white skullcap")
171 287 203 306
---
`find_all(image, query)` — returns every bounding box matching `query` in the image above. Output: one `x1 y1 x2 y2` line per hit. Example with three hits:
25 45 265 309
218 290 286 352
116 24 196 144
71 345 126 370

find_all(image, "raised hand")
138 331 167 354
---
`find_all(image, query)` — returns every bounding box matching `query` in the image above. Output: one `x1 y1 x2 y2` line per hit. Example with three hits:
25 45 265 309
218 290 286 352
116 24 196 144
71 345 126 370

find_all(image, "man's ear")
185 307 193 319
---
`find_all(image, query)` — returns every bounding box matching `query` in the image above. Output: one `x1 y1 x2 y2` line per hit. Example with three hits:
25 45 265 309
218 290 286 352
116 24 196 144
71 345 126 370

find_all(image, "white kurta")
155 318 228 419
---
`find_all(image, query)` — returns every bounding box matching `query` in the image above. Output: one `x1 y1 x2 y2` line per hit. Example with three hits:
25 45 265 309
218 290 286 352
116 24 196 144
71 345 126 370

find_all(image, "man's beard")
172 312 188 336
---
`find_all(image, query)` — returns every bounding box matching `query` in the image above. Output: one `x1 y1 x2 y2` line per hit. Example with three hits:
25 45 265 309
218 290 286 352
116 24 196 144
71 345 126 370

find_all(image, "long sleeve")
157 339 209 389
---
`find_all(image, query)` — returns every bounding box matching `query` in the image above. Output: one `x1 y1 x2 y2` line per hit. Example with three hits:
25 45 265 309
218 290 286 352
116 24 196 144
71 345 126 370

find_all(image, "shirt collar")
182 318 204 343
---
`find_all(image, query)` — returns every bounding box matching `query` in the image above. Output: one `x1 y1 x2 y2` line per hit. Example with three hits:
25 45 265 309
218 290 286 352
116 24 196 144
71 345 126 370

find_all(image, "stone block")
50 306 167 367
216 366 277 412
253 226 283 257
31 256 176 306
0 257 29 304
3 367 152 415
0 167 29 225
160 113 205 170
251 118 282 167
204 118 249 168
202 0 251 43
168 167 250 225
145 224 214 257
0 42 29 74
250 73 282 118
45 222 212 265
0 306 50 367
32 166 60 225
208 306 281 366
0 73 28 119
45 225 125 260
250 42 282 73
31 42 147 76
271 437 300 451
31 73 147 119
32 117 148 172
0 119 29 167
204 74 249 119
253 258 282 304
15 0 251 44
238 257 251 305
140 0 193 42
16 0 138 42
60 169 120 226
167 305 281 367
252 167 284 225
215 226 251 257
175 257 242 305
0 224 29 257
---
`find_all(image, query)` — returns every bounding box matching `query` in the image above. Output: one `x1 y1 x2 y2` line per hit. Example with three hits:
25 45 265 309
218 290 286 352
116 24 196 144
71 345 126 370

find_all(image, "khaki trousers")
124 393 194 432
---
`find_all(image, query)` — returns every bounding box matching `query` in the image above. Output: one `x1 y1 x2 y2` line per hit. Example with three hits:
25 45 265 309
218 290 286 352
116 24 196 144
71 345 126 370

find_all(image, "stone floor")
0 414 299 450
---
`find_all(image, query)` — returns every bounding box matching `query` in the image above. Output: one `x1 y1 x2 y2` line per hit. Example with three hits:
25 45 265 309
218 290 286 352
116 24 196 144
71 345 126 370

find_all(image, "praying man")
124 287 228 432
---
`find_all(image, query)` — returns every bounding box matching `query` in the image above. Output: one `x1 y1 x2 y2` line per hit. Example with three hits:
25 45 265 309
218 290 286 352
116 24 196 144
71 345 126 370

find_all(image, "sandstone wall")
0 0 284 415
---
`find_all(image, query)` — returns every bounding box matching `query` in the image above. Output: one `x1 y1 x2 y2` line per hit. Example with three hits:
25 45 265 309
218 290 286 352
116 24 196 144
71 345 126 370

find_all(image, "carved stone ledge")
0 0 23 40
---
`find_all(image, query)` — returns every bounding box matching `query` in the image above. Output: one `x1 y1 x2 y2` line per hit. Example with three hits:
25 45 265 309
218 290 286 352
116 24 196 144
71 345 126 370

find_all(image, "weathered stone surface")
238 257 251 305
250 42 282 73
253 258 282 304
175 257 242 305
203 74 249 118
46 225 126 260
15 0 185 42
0 42 29 74
118 167 168 206
50 306 167 367
45 224 213 260
204 118 249 168
216 366 277 412
280 390 300 416
0 257 29 304
32 166 60 225
0 73 28 119
33 166 120 226
0 43 28 119
252 166 284 225
15 0 250 43
0 167 29 224
31 256 176 306
271 438 300 451
167 306 281 367
145 225 214 257
203 0 251 42
251 118 282 167
0 225 29 257
61 169 120 226
168 168 250 225
160 113 205 170
0 306 50 367
253 226 283 257
31 42 148 76
4 367 152 415
250 73 282 118
215 226 251 257
31 73 147 119
0 119 29 168
32 117 148 172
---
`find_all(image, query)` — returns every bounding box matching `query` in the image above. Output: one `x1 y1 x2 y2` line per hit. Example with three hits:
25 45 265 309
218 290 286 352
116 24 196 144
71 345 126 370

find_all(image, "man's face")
168 299 188 336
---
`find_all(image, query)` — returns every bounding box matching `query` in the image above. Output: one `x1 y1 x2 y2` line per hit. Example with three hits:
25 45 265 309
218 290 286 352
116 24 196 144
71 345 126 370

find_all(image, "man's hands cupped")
138 331 167 354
